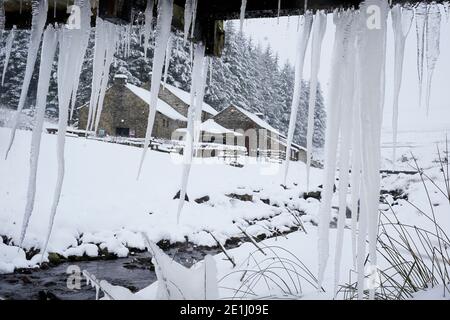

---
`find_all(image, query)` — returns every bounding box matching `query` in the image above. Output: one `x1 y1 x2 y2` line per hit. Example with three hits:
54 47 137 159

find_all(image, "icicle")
183 0 193 42
0 0 5 31
209 57 213 86
194 57 209 144
277 0 281 24
317 10 352 289
350 68 362 270
144 0 154 59
5 0 48 159
334 11 358 297
53 0 57 18
163 35 173 90
177 44 207 222
415 2 427 109
190 0 198 38
391 5 413 167
95 284 100 300
94 23 117 132
42 17 108 256
137 0 174 178
2 26 16 87
240 0 247 32
282 13 312 186
356 0 388 300
425 3 441 116
444 2 449 22
86 18 107 132
42 26 79 256
69 0 92 121
306 11 326 191
19 26 58 248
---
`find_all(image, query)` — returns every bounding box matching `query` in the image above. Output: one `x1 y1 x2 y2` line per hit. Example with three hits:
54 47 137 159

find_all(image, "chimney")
114 74 128 86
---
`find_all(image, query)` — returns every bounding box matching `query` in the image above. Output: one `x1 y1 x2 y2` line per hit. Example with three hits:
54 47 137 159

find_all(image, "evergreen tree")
0 21 326 148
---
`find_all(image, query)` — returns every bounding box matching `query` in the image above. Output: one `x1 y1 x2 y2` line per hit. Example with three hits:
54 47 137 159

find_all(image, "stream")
0 244 225 300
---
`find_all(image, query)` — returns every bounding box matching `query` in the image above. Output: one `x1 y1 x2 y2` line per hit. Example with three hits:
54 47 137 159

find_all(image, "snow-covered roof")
176 119 243 136
114 74 128 79
231 105 280 135
126 84 187 122
163 83 218 116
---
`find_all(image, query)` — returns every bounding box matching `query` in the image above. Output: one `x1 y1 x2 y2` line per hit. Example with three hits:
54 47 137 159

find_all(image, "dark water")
0 245 223 300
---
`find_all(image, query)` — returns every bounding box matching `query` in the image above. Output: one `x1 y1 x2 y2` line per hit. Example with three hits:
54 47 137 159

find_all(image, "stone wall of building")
78 79 186 140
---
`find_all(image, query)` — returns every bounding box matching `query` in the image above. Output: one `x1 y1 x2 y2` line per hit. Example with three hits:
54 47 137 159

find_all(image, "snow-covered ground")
1 125 449 300
0 126 323 273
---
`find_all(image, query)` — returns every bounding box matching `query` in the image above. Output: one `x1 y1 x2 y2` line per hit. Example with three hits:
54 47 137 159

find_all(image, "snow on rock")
0 126 323 266
63 243 99 258
141 240 218 300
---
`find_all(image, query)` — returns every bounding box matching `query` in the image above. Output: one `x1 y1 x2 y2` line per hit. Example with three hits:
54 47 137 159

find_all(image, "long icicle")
334 11 358 297
137 0 174 178
239 0 247 32
5 0 48 159
94 23 118 132
177 44 207 222
183 0 193 42
86 18 106 133
42 20 97 256
190 0 198 39
391 5 413 167
69 0 92 121
282 12 313 187
144 0 154 59
163 34 173 90
350 64 361 270
306 10 326 191
317 10 350 289
415 2 427 109
424 3 441 116
356 0 388 300
19 25 58 248
2 25 16 87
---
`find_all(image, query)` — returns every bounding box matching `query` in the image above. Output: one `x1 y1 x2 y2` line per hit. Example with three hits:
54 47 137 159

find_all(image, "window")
115 127 130 137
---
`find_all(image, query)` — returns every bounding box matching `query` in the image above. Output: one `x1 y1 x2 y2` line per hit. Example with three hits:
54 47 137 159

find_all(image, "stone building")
78 76 184 140
78 75 218 140
213 105 306 162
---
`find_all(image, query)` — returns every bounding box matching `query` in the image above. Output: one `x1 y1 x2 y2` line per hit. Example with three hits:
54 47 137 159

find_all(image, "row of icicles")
1 0 448 300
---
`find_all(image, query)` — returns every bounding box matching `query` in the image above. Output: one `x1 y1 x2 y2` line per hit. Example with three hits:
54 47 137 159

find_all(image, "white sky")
234 13 450 133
